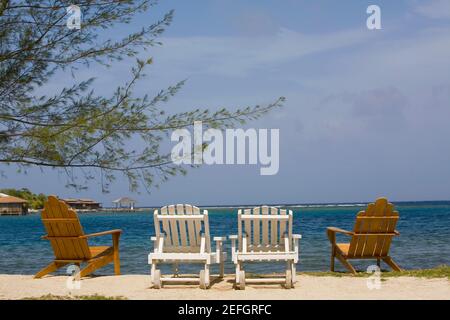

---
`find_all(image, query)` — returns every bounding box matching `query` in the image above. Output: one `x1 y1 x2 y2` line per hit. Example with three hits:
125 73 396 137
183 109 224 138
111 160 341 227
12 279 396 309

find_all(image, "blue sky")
2 0 450 206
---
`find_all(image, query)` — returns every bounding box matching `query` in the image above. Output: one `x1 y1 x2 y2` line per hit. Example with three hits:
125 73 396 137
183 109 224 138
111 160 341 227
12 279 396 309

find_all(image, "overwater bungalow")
112 197 137 210
0 193 28 215
62 198 102 211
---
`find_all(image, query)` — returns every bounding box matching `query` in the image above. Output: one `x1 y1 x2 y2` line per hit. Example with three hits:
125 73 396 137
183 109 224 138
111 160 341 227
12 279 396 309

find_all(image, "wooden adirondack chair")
148 204 226 289
327 197 402 274
229 206 302 290
35 196 121 279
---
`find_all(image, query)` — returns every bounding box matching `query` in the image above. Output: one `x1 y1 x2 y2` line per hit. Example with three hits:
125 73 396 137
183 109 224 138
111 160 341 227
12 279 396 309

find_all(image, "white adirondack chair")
230 206 301 289
148 204 226 289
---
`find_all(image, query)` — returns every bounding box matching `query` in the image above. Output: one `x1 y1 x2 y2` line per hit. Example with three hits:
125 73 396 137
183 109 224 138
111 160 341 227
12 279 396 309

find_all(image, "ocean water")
0 202 449 275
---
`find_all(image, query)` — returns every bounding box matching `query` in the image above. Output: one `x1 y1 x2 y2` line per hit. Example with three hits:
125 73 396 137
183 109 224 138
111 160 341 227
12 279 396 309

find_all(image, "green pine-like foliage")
0 188 46 209
0 1 283 192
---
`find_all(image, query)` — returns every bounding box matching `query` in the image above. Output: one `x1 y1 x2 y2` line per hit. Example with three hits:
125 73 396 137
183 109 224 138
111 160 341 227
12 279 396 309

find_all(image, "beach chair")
35 196 121 279
327 197 402 274
229 206 301 289
148 205 226 289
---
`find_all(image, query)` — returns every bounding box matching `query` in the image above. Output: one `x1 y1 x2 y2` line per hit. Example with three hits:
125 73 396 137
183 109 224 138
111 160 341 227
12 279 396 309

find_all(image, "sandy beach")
0 274 448 300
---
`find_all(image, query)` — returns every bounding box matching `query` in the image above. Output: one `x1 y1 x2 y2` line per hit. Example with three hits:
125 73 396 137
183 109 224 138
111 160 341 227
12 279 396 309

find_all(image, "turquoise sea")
0 202 449 275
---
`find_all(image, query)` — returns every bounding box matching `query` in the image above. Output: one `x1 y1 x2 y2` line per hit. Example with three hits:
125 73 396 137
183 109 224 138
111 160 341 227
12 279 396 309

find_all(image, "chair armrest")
151 233 166 241
152 234 165 253
327 227 353 236
394 230 400 236
327 227 353 245
292 234 301 254
212 236 226 263
229 235 238 263
81 229 122 238
229 235 238 249
150 236 158 249
229 235 238 248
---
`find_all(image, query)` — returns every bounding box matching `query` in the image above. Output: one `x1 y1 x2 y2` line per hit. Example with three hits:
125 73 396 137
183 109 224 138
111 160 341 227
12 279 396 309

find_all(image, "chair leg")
113 234 120 275
150 263 156 283
382 256 402 272
330 247 335 272
291 261 297 284
235 262 241 284
150 263 162 288
285 261 292 289
199 264 210 289
236 262 246 290
204 264 210 287
79 255 113 278
336 253 357 275
219 256 225 279
34 261 67 279
153 270 161 289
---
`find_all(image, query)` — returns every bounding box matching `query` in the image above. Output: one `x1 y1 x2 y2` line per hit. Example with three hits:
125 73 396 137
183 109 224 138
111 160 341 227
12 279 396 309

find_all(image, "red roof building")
0 193 28 215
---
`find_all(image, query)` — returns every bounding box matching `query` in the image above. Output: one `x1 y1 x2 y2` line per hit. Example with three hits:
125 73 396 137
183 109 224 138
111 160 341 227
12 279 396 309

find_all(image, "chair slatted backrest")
238 206 293 252
348 198 399 258
41 196 91 260
154 204 210 253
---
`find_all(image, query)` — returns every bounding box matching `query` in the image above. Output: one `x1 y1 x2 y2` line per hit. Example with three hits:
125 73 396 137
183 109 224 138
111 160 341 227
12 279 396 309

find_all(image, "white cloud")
153 28 374 77
297 27 450 92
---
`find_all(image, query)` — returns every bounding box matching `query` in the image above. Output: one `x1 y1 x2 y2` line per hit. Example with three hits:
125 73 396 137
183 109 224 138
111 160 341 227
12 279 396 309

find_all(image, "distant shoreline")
16 200 450 215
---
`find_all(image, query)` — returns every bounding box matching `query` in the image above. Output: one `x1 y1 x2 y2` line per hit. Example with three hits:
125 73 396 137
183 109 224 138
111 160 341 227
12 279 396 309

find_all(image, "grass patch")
381 265 450 279
23 294 127 300
300 265 450 279
300 271 363 277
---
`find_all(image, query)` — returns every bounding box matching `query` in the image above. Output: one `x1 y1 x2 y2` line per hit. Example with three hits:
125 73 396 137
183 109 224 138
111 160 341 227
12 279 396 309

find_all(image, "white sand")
0 274 448 300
